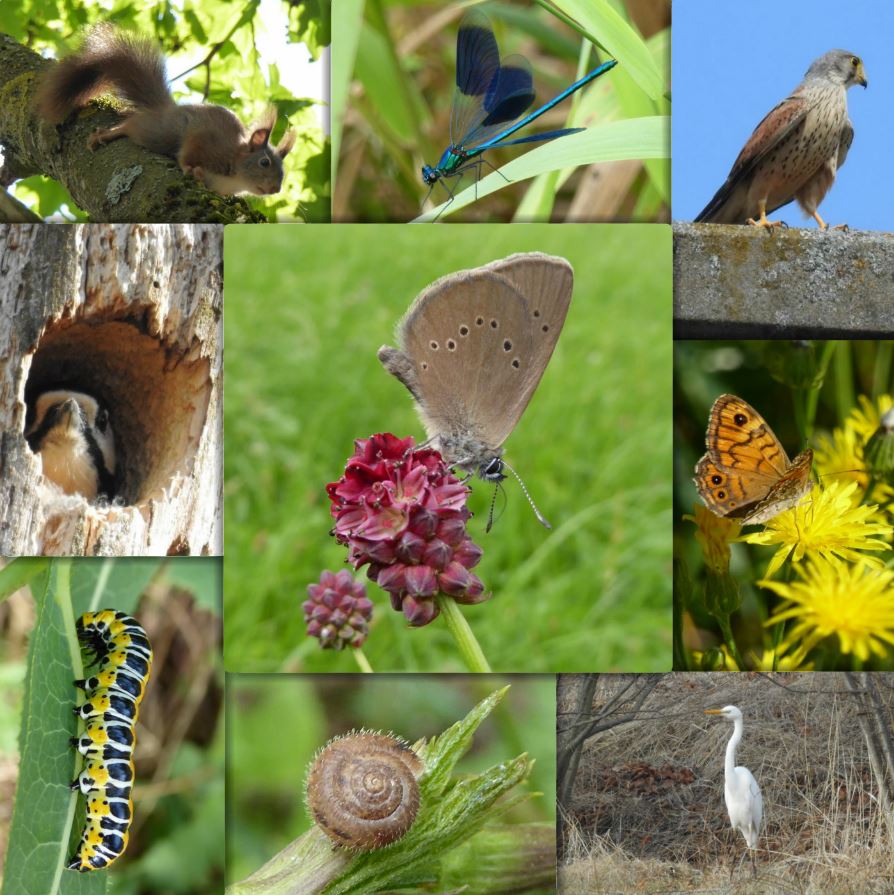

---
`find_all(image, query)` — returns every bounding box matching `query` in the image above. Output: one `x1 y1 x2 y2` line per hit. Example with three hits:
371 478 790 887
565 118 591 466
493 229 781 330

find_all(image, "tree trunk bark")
0 223 222 556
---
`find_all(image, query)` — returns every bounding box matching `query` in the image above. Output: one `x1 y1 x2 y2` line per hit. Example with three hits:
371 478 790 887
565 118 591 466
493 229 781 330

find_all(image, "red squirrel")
36 24 295 196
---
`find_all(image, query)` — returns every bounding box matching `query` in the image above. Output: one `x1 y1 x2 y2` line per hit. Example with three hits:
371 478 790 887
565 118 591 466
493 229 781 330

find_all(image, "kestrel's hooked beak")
856 61 868 88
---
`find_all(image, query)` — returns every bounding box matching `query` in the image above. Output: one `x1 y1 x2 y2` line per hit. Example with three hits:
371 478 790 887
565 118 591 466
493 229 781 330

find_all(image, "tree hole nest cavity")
25 317 212 507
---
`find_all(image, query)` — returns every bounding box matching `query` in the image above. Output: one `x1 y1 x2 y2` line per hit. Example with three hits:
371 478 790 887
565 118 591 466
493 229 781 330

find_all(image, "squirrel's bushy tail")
37 23 173 123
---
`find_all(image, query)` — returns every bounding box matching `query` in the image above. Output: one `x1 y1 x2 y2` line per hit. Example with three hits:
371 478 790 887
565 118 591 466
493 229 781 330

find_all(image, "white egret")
704 705 762 876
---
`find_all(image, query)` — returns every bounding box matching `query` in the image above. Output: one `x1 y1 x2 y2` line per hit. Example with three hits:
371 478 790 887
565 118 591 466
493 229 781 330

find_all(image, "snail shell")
306 732 423 851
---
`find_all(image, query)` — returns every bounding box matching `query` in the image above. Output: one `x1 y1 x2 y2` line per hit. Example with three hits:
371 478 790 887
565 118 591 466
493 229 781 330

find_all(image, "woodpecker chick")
25 390 117 500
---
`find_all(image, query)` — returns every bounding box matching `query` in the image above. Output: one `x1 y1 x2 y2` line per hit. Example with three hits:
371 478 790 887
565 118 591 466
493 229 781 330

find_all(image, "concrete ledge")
673 222 894 338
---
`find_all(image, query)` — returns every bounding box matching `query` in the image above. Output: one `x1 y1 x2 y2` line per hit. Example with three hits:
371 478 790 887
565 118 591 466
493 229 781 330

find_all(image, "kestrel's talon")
695 50 867 226
832 223 850 232
746 213 783 230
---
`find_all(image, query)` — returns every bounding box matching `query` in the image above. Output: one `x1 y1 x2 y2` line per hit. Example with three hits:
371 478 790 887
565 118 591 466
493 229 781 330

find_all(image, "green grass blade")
415 116 668 222
548 0 665 100
331 0 366 191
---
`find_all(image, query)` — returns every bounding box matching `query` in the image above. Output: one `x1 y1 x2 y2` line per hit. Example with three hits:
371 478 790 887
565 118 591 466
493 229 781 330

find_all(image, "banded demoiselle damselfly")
421 10 617 217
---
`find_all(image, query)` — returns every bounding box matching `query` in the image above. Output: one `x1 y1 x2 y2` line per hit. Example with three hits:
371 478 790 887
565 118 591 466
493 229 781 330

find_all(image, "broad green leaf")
1 563 104 895
415 116 668 221
0 559 51 602
70 559 162 616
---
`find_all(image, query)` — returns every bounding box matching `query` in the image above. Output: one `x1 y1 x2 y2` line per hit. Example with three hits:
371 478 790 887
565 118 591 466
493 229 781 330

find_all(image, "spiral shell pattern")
306 732 423 851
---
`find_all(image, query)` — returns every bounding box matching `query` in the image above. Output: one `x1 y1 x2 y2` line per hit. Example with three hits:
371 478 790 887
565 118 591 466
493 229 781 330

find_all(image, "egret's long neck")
726 716 743 778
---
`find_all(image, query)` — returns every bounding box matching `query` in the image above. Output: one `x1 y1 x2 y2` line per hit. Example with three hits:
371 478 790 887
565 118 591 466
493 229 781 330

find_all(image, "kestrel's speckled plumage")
696 50 867 229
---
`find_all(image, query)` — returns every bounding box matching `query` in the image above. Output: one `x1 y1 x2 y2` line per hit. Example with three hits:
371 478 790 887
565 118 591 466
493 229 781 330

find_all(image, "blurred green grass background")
227 675 555 887
223 224 671 672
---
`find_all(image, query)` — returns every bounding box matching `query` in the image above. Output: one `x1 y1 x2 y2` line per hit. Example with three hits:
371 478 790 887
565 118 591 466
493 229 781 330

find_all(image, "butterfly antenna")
500 459 552 529
485 484 501 533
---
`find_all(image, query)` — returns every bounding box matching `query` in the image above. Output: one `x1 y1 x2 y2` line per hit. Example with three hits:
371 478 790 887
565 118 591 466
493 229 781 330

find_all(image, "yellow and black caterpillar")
68 610 152 872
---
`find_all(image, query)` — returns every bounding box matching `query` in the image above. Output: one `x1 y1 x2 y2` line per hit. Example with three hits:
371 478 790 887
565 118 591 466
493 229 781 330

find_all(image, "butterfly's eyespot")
429 341 439 350
532 309 541 318
475 316 484 326
734 413 747 426
541 324 549 333
68 610 151 872
511 358 520 369
459 325 469 336
446 340 456 351
421 362 429 371
307 733 423 851
489 319 498 329
717 490 726 499
503 340 512 352
711 474 723 485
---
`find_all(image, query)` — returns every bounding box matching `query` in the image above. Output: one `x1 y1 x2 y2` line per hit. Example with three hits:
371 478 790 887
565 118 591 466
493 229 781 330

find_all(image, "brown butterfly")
694 394 814 525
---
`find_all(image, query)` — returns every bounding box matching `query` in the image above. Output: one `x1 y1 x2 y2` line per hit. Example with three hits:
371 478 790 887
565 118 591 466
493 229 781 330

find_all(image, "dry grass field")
558 673 894 895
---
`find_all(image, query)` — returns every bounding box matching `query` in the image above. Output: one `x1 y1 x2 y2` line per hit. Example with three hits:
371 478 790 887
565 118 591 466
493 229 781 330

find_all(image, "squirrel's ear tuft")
276 129 296 158
248 127 271 148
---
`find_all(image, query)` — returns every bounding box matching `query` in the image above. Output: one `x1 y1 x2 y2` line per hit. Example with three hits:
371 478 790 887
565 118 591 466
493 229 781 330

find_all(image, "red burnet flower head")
304 569 374 649
326 433 487 627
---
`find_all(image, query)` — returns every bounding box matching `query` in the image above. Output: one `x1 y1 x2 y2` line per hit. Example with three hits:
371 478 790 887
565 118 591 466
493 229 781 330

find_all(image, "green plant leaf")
0 559 51 602
331 0 366 192
550 0 665 100
353 18 421 147
70 559 162 616
1 563 104 895
416 116 668 221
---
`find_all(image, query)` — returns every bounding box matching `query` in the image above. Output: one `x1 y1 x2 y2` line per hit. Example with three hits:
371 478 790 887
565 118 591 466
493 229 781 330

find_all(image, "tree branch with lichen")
0 33 266 223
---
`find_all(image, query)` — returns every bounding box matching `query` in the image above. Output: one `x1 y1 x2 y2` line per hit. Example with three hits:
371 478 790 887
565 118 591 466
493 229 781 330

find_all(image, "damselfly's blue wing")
449 13 536 151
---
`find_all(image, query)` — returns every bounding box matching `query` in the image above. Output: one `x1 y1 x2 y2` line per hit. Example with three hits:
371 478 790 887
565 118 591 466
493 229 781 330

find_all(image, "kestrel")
696 50 867 229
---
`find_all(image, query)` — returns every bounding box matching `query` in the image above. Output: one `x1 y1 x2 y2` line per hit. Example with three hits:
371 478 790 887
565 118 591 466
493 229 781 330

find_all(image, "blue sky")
673 1 892 231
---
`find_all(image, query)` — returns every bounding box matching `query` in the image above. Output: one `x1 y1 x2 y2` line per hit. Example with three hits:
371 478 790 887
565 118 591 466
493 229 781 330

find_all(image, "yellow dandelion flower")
683 504 741 573
814 394 894 505
760 558 894 662
743 481 892 578
691 646 813 671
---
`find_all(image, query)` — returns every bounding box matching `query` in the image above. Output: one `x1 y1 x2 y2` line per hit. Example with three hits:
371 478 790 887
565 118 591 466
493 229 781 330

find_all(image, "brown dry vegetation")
558 673 894 895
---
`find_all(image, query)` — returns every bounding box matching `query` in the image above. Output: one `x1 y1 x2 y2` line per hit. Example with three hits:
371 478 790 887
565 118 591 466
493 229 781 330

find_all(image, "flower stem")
352 648 374 674
715 615 747 671
437 597 492 673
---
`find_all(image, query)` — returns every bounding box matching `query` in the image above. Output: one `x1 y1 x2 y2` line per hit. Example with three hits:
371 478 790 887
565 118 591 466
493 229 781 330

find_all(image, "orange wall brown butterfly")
694 394 813 525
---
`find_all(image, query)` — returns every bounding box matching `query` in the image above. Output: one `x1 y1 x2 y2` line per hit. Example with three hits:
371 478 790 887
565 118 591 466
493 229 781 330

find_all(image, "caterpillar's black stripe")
67 610 152 872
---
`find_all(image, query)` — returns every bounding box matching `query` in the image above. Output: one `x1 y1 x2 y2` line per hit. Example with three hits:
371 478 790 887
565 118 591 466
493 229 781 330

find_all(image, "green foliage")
223 224 672 672
333 0 669 221
289 0 331 58
11 0 329 221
